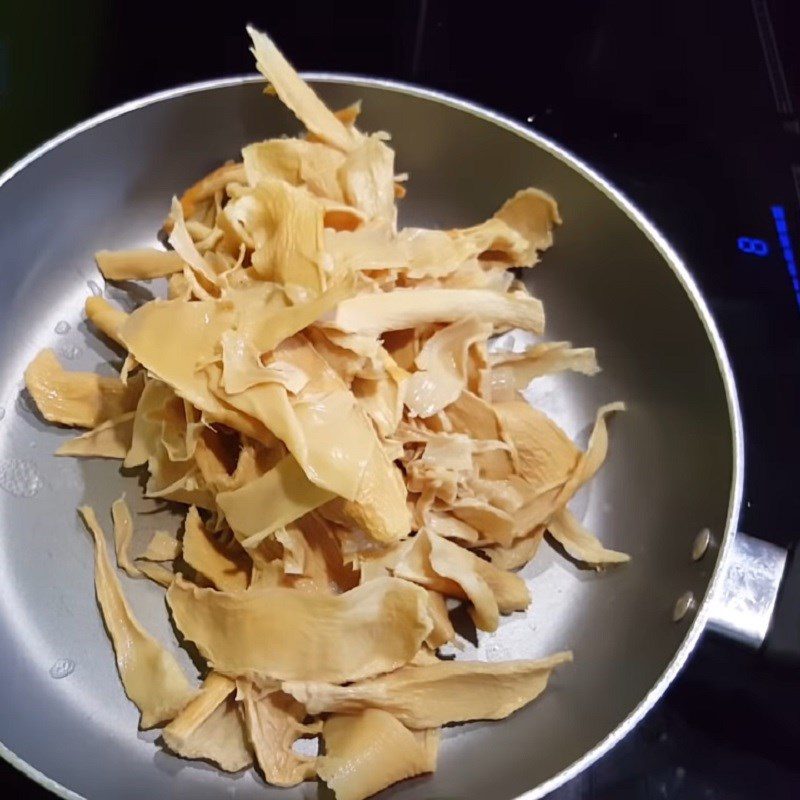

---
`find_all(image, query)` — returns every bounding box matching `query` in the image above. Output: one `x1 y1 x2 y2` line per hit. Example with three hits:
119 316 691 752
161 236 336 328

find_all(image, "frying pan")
0 74 794 800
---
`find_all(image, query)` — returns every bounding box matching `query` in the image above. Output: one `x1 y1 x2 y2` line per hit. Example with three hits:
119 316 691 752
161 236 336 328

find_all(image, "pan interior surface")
0 79 735 800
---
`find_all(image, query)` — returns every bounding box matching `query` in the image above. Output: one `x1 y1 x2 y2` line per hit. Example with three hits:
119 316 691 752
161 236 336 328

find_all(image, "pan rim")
0 72 744 800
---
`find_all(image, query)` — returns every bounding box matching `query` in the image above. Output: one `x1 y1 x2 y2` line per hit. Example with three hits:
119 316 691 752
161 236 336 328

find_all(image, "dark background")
2 1 800 797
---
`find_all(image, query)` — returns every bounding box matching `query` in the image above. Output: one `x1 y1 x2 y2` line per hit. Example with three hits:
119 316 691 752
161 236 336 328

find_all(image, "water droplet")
59 344 83 360
0 407 5 421
485 641 509 661
0 459 43 497
49 658 75 679
54 320 71 335
87 280 103 297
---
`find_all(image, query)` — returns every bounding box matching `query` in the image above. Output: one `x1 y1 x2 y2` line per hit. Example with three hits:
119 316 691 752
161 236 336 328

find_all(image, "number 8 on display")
737 237 769 256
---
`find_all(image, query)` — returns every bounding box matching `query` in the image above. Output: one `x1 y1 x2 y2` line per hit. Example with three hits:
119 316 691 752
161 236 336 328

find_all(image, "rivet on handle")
692 528 711 561
672 591 696 623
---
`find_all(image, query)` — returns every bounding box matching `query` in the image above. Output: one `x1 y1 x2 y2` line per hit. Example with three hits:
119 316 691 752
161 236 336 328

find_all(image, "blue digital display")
771 205 800 311
737 236 769 256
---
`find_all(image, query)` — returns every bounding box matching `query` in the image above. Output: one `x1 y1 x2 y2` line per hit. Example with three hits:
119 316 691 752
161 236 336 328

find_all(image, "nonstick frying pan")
0 75 794 800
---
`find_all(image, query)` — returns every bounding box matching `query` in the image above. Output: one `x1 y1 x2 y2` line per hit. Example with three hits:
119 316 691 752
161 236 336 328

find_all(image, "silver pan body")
0 76 742 800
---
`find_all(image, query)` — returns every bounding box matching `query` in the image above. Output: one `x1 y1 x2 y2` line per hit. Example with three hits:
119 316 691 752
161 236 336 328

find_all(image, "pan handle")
707 532 800 662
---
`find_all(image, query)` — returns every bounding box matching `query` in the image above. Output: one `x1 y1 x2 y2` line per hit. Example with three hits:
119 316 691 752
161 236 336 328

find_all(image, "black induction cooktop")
2 1 799 797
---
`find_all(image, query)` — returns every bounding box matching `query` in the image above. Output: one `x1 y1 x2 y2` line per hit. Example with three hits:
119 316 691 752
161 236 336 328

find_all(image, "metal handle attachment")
707 532 787 648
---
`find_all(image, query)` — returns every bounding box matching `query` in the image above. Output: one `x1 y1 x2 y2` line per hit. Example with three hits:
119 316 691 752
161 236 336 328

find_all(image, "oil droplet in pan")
54 321 71 334
49 658 75 679
59 344 83 360
0 459 43 497
87 280 103 297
